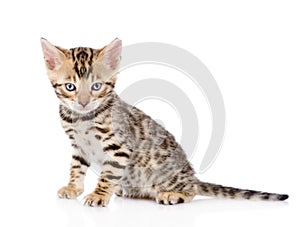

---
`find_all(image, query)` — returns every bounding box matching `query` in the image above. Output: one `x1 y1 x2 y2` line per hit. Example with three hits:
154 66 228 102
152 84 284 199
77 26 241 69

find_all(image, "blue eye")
65 83 76 91
91 82 102 91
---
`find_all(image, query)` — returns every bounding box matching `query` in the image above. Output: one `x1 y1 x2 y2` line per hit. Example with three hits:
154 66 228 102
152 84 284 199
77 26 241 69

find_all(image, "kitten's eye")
91 82 102 91
65 83 76 91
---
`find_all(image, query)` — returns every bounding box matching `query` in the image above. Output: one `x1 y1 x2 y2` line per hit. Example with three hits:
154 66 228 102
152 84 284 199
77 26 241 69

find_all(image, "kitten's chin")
64 103 97 115
61 101 100 115
73 108 94 115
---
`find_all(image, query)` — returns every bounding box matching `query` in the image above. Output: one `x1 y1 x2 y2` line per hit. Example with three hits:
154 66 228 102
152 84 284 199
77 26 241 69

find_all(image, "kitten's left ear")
40 38 67 71
100 38 122 71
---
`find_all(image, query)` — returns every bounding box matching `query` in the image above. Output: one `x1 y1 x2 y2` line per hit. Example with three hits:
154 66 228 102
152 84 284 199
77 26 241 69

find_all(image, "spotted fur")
41 38 288 206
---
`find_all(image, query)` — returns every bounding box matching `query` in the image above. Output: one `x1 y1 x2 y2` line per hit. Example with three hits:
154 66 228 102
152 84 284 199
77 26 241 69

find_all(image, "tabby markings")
103 161 125 169
103 144 121 152
72 155 90 167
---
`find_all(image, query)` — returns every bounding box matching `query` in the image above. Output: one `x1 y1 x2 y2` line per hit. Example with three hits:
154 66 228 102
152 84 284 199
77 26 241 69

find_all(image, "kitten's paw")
84 192 111 207
58 186 83 199
156 192 193 205
115 189 123 197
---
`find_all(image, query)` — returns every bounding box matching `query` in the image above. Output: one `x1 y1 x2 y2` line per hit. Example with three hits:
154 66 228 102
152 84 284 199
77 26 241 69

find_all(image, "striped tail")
196 181 288 201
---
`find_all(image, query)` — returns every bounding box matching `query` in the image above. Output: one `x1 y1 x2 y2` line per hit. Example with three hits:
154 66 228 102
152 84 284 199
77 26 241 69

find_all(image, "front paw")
58 186 83 199
84 192 111 207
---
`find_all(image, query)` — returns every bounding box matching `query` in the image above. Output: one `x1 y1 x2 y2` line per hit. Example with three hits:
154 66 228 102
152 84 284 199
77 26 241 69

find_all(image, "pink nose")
79 100 89 107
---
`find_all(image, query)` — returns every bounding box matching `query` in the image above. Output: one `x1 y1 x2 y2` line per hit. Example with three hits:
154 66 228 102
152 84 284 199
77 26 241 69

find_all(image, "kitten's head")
41 38 121 114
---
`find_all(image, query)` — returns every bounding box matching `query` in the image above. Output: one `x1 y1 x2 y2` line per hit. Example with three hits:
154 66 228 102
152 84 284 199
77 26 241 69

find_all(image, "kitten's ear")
99 38 122 71
40 38 67 71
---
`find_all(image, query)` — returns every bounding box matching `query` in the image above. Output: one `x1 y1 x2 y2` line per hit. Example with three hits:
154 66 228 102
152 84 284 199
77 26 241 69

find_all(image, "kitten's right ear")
40 38 66 71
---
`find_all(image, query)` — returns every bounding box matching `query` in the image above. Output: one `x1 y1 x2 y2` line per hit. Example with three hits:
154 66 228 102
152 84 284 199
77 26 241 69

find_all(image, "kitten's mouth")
75 108 94 115
64 102 99 115
73 105 96 115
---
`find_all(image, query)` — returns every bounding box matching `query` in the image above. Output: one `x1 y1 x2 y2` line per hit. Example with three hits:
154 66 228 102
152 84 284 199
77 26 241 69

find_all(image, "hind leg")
153 167 199 205
155 191 194 205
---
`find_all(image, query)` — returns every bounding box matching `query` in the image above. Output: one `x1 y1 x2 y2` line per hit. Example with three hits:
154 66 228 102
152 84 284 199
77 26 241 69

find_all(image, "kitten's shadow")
115 195 288 213
56 196 288 227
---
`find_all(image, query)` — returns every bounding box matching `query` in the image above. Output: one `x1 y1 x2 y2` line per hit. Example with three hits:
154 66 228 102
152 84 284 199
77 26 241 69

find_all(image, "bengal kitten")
41 38 288 206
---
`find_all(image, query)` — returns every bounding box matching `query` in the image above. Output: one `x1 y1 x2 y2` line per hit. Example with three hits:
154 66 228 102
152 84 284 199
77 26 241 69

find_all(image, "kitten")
41 38 288 206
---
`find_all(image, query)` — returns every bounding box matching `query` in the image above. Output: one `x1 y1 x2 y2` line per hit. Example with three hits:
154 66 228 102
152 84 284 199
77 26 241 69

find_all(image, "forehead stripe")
74 61 81 77
88 48 93 65
70 48 95 78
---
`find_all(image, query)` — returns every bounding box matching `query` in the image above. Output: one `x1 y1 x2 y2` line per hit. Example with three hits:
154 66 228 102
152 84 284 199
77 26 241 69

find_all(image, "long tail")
196 181 288 201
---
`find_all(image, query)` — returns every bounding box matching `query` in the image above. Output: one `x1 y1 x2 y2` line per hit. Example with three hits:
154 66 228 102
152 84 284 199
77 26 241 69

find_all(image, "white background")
0 0 299 226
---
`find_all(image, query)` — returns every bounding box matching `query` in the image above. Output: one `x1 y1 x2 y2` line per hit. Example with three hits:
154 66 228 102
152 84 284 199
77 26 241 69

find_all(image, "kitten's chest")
72 120 105 165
